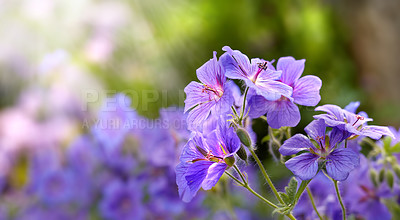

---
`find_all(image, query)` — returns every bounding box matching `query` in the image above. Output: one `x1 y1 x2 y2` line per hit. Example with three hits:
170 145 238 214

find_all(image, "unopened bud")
224 155 235 167
379 169 386 183
236 145 248 162
393 165 400 179
236 128 252 148
386 171 394 189
370 169 379 188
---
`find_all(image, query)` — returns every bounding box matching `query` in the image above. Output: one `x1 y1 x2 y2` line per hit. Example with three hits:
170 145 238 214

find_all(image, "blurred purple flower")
279 119 359 181
293 172 341 220
314 104 394 140
36 169 75 205
141 107 190 168
248 57 322 128
99 179 143 220
184 51 234 130
389 127 400 144
220 46 292 101
92 93 137 152
176 121 240 202
342 156 393 220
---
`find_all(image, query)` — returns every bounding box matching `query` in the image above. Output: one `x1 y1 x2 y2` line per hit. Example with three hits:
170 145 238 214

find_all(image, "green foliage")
274 177 298 215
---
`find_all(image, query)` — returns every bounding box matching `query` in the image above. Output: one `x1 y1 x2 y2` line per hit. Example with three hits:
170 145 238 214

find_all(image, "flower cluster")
0 45 399 220
178 46 399 220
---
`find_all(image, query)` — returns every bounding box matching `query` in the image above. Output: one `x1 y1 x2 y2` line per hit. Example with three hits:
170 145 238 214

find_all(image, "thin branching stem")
248 147 284 205
333 180 346 220
306 187 323 220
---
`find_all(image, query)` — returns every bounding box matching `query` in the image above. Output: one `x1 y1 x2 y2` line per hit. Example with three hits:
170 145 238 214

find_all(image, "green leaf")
279 192 291 205
273 205 293 215
285 177 298 202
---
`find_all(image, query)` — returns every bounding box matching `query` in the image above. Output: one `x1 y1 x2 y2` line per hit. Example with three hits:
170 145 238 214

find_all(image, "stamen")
315 136 324 147
257 61 268 70
352 115 365 126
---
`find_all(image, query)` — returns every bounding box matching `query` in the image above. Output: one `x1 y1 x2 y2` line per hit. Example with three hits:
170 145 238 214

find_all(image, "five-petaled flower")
220 46 293 101
248 56 322 128
279 119 359 181
184 51 234 130
314 104 394 140
176 121 240 202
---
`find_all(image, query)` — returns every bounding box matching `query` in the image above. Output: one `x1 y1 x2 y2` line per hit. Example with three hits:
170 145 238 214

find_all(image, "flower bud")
386 170 394 189
224 155 235 167
393 164 400 179
236 128 252 148
236 145 248 162
369 169 379 188
378 169 386 183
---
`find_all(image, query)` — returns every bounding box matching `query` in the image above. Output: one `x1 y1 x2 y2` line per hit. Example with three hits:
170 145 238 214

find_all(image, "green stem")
225 171 297 220
233 165 247 185
333 180 346 220
294 179 311 203
268 126 282 148
249 147 284 205
307 187 323 220
344 139 348 148
225 171 276 208
285 127 292 139
231 106 239 119
238 87 249 124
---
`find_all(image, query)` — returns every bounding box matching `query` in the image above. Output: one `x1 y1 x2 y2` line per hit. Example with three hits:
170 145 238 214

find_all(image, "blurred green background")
1 0 399 128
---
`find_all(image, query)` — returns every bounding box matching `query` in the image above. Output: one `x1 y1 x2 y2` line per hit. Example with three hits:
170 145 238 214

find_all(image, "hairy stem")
238 87 249 125
224 171 276 208
233 165 247 185
333 180 346 220
224 171 297 220
248 148 284 205
306 187 323 220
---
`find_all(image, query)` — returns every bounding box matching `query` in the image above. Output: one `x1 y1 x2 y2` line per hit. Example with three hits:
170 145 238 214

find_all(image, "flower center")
190 146 224 163
251 61 268 83
201 84 223 100
359 185 377 202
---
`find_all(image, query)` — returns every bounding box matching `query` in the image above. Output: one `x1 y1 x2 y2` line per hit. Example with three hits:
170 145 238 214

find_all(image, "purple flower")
248 57 322 128
176 121 240 202
219 46 292 101
343 156 393 220
99 179 143 220
389 126 400 145
279 119 359 181
314 104 394 140
92 93 137 152
184 52 234 130
36 169 75 205
293 172 340 220
141 107 190 168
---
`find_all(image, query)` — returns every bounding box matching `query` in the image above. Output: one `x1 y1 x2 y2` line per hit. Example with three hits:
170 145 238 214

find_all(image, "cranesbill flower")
176 121 240 202
184 52 234 130
279 119 359 181
248 57 322 128
314 104 394 140
99 179 143 220
92 93 137 152
343 156 393 220
141 107 190 168
219 46 292 101
293 172 340 219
